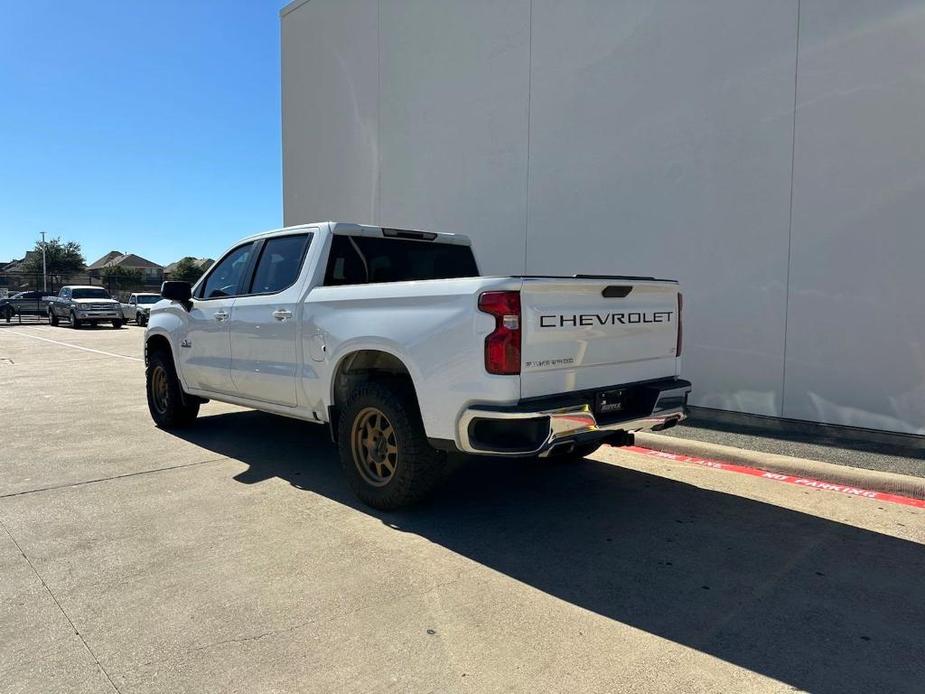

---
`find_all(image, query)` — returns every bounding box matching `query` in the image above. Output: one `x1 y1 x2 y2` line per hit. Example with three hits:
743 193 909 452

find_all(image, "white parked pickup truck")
144 222 690 509
121 292 161 326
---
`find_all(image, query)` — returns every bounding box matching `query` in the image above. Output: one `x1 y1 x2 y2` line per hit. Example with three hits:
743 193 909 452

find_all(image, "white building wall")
378 0 531 269
281 0 379 225
784 1 925 434
281 0 925 435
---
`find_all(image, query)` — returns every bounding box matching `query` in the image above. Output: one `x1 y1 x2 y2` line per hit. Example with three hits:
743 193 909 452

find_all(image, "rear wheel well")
329 350 418 440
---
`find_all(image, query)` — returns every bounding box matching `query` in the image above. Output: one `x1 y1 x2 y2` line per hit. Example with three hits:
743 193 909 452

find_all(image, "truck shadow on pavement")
171 409 925 694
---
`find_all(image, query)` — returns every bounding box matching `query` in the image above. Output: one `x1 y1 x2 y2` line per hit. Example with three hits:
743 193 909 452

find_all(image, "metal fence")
0 270 160 302
0 270 50 296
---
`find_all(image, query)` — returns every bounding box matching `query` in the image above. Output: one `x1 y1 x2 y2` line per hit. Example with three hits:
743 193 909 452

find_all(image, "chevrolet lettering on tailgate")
540 311 673 328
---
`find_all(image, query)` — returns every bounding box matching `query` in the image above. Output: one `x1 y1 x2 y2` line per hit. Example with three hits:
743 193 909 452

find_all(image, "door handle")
214 310 228 322
272 309 293 321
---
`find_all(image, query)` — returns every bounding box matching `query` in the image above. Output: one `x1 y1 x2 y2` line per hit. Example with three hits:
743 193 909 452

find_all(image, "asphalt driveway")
1 324 923 693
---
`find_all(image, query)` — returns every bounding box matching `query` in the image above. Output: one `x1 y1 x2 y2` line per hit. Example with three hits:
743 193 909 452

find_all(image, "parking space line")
0 329 142 362
0 457 230 499
0 516 121 692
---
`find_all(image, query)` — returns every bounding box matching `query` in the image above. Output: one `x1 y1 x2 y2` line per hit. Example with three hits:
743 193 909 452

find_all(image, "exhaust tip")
653 417 681 432
546 441 576 457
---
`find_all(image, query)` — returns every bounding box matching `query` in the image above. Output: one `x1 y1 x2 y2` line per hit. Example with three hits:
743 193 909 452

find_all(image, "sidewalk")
658 408 924 479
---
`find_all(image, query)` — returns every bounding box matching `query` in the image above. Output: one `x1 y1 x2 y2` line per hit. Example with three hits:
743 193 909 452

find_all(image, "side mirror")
161 281 192 310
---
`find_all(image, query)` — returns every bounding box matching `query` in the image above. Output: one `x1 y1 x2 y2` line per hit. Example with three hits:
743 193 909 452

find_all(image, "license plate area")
595 388 627 416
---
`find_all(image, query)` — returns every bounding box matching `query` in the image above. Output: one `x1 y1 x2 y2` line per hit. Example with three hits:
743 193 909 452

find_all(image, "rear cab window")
324 235 478 286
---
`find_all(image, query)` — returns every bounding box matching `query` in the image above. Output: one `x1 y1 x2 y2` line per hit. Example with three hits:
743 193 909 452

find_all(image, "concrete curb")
633 432 925 502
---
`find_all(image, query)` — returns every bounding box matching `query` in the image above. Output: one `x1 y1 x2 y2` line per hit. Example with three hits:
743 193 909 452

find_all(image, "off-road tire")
146 349 199 428
338 381 445 510
70 311 81 329
48 310 59 326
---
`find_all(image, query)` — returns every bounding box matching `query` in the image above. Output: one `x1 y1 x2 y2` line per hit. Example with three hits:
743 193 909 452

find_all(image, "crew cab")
121 292 160 326
144 222 690 509
48 286 124 328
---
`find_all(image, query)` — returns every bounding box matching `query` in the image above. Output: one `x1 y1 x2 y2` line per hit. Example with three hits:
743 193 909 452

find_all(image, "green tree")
172 257 207 284
101 265 144 292
21 237 85 287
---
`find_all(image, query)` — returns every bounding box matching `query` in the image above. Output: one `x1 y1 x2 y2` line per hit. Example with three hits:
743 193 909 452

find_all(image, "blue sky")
0 0 284 266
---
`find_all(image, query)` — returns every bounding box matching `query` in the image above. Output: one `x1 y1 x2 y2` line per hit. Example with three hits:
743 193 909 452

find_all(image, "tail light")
478 291 521 375
676 292 683 357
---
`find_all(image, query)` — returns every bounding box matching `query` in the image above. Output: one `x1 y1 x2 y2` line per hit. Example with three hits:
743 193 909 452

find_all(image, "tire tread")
338 381 444 510
146 349 199 428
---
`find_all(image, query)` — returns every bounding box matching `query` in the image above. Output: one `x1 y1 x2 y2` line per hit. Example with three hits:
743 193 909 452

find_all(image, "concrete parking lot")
1 323 923 693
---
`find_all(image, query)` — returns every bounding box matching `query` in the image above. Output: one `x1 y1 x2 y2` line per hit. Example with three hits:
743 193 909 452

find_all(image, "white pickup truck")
121 292 161 326
145 222 690 509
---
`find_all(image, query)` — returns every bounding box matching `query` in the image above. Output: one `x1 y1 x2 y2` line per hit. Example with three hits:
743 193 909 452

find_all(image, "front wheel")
338 381 445 510
146 349 199 428
48 310 59 326
112 319 123 329
136 313 147 327
70 311 81 329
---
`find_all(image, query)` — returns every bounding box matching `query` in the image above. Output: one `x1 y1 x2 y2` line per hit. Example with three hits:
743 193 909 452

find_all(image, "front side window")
249 234 311 295
199 243 254 299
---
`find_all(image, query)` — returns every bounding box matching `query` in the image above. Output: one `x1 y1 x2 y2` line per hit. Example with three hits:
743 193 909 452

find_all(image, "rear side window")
199 243 254 299
324 235 478 286
248 234 311 295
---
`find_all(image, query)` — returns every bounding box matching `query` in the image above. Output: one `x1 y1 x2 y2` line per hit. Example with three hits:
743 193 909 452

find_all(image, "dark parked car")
0 291 56 321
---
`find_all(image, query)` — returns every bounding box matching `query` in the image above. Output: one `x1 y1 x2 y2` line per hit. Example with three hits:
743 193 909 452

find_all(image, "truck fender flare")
326 343 425 438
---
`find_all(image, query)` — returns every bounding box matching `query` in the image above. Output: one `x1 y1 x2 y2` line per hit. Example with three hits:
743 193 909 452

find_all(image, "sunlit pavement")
1 324 923 694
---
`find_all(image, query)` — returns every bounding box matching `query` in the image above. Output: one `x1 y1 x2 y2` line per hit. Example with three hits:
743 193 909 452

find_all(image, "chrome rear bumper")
458 379 691 456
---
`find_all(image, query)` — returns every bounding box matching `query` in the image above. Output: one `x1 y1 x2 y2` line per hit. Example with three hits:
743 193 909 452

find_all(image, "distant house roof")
107 253 162 270
164 257 214 274
2 251 38 273
88 252 163 272
87 251 124 270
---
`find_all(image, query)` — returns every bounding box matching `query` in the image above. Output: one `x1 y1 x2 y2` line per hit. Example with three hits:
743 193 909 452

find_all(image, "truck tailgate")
519 278 680 399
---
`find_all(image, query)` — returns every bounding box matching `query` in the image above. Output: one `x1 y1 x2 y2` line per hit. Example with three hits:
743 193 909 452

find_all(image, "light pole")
40 231 47 291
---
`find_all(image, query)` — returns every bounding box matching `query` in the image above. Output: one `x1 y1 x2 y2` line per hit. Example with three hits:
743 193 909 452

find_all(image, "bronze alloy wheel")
150 364 170 415
350 407 399 487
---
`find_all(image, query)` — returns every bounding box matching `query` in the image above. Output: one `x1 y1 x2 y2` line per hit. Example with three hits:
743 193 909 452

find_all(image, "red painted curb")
626 445 925 510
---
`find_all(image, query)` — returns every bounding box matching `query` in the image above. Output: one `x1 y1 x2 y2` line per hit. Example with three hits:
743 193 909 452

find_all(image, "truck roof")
240 222 472 247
